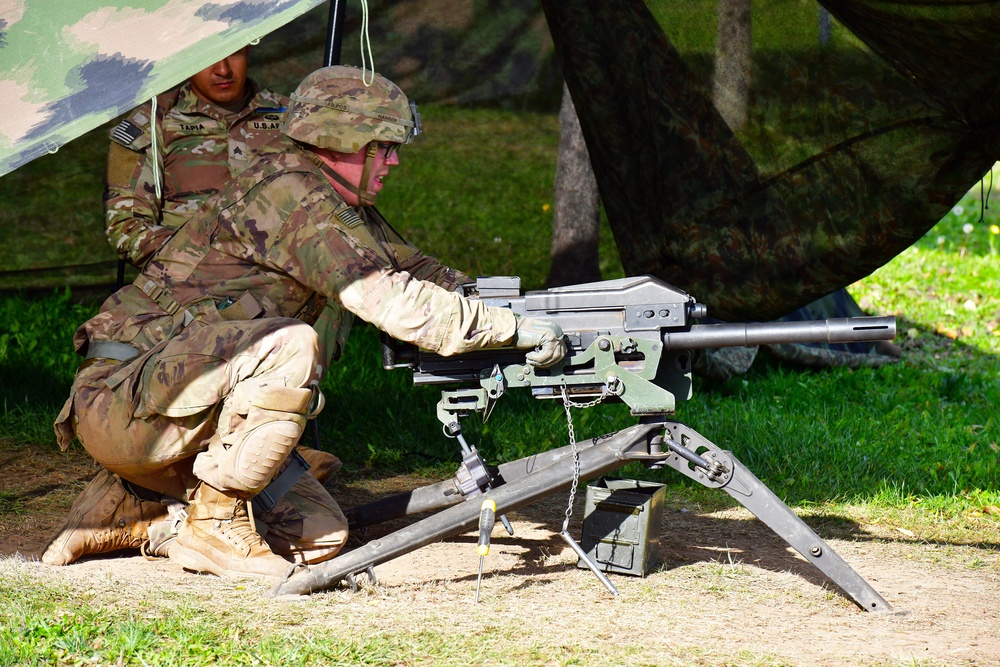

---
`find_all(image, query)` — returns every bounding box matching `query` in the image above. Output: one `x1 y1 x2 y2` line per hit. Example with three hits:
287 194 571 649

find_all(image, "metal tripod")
271 418 892 613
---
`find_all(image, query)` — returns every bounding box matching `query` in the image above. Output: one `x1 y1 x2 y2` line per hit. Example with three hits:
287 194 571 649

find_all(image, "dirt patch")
3 446 999 666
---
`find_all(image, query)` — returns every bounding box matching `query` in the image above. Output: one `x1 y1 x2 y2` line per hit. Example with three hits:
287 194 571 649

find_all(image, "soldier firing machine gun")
274 276 897 612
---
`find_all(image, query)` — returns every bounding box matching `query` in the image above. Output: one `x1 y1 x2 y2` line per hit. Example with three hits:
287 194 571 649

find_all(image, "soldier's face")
189 47 250 107
318 142 400 206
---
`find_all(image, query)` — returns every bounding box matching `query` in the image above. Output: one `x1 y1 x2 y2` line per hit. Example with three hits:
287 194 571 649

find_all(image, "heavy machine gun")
273 276 897 612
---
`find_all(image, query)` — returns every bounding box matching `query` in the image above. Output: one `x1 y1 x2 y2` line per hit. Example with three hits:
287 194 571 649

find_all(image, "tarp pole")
323 0 347 66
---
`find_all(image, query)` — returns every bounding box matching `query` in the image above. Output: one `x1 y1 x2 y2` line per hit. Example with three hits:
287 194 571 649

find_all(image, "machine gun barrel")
661 316 896 350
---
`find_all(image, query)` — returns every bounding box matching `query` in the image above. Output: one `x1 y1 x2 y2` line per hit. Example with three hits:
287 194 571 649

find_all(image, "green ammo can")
578 477 666 577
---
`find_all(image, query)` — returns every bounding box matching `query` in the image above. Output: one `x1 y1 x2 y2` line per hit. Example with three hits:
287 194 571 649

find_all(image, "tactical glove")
512 317 567 368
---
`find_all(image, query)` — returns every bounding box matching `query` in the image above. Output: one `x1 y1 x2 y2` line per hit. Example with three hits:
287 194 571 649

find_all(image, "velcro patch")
111 119 143 147
106 142 141 187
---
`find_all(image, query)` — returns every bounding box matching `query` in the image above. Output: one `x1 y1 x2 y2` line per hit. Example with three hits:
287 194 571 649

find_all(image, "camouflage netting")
250 0 559 108
543 0 1000 321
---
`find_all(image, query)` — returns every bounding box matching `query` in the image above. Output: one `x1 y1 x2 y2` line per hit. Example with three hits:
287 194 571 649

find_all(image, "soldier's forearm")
396 252 472 291
338 268 518 355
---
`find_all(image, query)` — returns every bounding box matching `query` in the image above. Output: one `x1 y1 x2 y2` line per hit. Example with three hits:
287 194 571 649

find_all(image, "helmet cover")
282 65 418 153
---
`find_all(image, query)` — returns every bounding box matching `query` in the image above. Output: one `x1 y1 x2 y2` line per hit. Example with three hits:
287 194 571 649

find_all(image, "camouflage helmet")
282 65 420 153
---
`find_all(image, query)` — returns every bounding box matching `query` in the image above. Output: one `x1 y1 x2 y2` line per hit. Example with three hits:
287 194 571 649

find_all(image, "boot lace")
93 517 145 552
218 499 269 550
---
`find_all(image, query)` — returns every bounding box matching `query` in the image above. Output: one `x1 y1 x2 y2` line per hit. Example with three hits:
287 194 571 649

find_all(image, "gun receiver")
383 275 896 422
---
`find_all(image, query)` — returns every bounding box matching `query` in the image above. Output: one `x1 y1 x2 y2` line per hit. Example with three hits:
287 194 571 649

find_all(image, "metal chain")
562 385 608 411
559 384 604 533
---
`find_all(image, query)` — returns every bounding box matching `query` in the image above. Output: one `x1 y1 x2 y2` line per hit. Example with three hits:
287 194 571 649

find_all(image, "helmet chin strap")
308 142 379 206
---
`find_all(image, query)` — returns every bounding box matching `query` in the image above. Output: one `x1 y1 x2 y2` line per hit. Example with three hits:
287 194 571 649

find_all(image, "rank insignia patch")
335 207 364 228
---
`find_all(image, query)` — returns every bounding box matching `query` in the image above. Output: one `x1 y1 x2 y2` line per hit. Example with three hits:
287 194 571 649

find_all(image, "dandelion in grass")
953 204 965 217
990 224 999 257
961 223 974 258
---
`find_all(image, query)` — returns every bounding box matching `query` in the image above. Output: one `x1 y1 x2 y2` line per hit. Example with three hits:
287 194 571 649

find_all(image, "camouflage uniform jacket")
104 79 291 267
74 146 513 399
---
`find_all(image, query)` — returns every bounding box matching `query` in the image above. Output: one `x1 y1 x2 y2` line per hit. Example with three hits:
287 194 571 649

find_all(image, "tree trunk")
713 0 752 133
547 82 602 287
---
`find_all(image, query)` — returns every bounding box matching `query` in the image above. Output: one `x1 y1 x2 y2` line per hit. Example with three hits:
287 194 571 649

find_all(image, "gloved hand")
512 317 567 368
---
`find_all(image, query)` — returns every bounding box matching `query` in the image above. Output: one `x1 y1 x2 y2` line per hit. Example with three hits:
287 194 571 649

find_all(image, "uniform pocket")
139 351 227 419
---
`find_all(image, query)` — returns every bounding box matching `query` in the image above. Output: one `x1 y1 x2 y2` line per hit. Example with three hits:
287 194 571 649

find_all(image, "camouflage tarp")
0 0 324 177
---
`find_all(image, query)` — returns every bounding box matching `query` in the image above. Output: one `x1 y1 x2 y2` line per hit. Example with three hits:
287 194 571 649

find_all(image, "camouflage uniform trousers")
68 317 347 564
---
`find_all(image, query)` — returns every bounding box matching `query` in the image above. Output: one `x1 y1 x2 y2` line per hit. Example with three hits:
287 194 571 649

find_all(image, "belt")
80 340 141 370
85 340 141 361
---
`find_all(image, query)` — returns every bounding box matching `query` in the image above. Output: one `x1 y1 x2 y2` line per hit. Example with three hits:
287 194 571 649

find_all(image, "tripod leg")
271 422 663 597
345 429 628 529
660 422 893 613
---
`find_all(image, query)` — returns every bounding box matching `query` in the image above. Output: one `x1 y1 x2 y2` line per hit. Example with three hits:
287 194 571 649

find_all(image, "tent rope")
360 0 374 86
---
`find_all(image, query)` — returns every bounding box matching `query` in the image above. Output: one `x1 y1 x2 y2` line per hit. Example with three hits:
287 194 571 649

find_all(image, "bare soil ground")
2 446 999 666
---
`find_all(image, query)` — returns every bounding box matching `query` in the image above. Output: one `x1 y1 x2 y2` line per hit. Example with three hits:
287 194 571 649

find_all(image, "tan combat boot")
41 468 167 565
169 482 293 578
